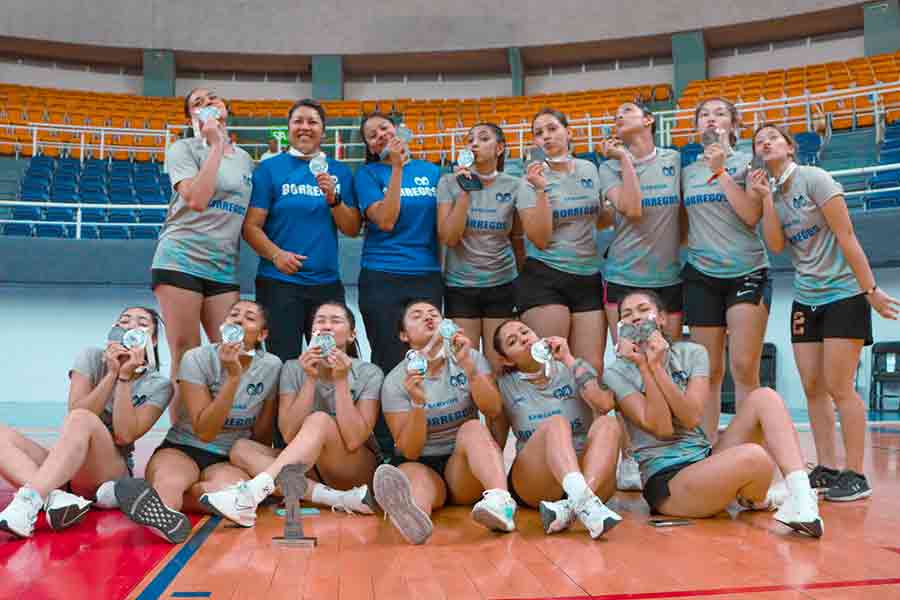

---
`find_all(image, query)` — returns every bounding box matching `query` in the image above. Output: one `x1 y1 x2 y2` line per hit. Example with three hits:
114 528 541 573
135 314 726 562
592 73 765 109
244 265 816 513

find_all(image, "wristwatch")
327 193 342 208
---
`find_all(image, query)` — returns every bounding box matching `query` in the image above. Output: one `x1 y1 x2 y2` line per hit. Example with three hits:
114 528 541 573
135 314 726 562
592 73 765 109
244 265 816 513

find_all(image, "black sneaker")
824 470 872 502
808 465 840 491
115 478 192 543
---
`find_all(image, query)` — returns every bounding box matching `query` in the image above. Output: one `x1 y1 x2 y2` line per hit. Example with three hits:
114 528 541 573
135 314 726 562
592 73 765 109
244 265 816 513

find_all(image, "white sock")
784 470 813 499
94 480 119 509
22 485 45 507
561 472 590 502
247 473 275 503
309 482 345 507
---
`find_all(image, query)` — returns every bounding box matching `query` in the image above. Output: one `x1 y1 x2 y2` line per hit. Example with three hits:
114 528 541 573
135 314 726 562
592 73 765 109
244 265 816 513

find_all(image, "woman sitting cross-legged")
603 289 823 537
200 301 384 522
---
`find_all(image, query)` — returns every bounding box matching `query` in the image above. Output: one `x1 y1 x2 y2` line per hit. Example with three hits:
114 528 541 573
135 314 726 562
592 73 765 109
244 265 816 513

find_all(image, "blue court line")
135 516 221 600
170 594 212 598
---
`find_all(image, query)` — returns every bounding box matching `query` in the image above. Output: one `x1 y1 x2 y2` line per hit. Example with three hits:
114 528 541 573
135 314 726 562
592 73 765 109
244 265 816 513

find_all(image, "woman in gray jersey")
201 301 382 523
682 99 772 442
438 122 526 370
515 108 608 376
491 321 622 539
598 102 683 341
0 307 172 540
114 300 282 542
373 300 517 544
604 290 823 537
152 88 255 420
754 124 900 502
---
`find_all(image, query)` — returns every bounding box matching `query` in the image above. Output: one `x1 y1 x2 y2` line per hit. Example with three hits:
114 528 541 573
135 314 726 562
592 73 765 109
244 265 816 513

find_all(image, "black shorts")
444 283 516 319
605 280 684 314
153 440 230 472
390 453 452 484
506 465 565 509
682 264 772 327
643 454 709 514
514 258 604 314
791 293 873 345
151 268 240 297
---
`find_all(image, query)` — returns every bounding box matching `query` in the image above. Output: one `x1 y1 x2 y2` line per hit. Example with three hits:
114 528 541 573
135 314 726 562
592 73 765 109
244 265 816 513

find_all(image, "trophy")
456 148 482 191
272 464 317 548
379 124 413 160
617 317 659 344
406 350 428 375
308 152 329 175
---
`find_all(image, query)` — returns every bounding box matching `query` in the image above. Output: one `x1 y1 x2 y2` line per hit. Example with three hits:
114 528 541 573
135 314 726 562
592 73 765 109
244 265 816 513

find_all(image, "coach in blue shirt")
243 99 360 362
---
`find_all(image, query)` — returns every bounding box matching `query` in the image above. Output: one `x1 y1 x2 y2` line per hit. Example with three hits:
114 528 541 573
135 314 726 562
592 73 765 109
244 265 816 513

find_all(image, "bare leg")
154 284 204 419
569 310 607 374
522 304 570 340
0 425 49 487
793 342 837 468
398 462 446 516
823 339 866 472
187 463 252 514
726 302 769 410
665 312 684 342
443 420 507 504
145 448 201 511
578 416 622 502
509 415 583 507
690 326 727 442
200 291 241 344
28 409 129 499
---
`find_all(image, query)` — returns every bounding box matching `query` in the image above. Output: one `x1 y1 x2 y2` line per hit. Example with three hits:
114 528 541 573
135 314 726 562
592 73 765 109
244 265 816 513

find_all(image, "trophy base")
272 536 317 548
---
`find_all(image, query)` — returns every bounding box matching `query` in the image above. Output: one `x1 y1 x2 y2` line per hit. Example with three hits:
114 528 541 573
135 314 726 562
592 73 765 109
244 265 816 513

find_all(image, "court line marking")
135 516 221 600
170 594 212 598
495 576 900 600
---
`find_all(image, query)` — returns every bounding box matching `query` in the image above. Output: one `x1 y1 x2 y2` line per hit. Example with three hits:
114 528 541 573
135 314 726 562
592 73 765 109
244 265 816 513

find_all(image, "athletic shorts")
643 451 711 514
153 440 230 472
604 280 684 314
390 454 452 485
682 264 772 327
514 258 604 314
445 282 516 319
151 268 240 297
506 462 565 509
791 293 873 346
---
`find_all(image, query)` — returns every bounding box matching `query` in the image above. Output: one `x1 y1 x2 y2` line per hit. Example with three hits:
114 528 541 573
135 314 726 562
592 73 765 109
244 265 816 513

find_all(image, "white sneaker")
738 482 789 512
0 486 43 538
616 454 643 491
372 464 433 545
45 489 92 531
774 489 824 538
538 498 575 534
332 485 377 515
471 489 517 533
94 480 119 509
200 481 261 527
572 493 622 539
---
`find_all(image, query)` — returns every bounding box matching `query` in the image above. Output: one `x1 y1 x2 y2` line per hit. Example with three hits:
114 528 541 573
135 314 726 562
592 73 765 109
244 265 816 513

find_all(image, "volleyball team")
2 89 897 545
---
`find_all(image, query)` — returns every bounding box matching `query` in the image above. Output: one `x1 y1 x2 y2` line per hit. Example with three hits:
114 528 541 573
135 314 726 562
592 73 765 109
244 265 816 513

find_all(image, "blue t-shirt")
354 159 441 275
250 153 356 286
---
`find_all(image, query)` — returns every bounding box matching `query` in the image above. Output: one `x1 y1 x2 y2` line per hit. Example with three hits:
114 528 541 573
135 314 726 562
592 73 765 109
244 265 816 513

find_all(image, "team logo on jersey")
242 174 252 187
132 394 148 407
414 176 430 186
449 372 468 388
662 166 675 177
726 167 737 176
552 385 574 400
792 195 807 209
512 395 526 406
671 371 688 386
246 382 265 396
580 178 594 189
496 192 513 203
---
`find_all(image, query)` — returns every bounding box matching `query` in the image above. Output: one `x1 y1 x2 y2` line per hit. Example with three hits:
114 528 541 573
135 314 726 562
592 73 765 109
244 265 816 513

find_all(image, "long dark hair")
312 301 360 358
617 289 666 320
120 306 163 370
491 318 524 375
227 299 270 350
395 298 442 337
360 111 396 164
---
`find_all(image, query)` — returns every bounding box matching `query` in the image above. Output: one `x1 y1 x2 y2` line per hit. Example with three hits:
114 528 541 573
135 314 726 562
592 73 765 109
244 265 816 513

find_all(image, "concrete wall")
709 33 865 79
1 1 862 55
0 58 143 95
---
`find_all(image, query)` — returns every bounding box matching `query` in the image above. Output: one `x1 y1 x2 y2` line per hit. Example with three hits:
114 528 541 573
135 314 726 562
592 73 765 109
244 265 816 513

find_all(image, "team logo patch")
662 166 675 177
242 174 252 187
512 395 526 406
132 394 149 407
246 382 265 396
496 192 513 203
552 385 574 400
580 178 594 189
671 371 688 386
449 372 468 388
792 195 807 209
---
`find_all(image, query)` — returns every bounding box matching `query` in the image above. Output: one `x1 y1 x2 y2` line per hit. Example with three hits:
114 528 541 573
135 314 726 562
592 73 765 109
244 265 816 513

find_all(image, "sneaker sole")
47 502 92 531
372 465 433 545
776 517 824 538
361 485 378 514
198 495 257 528
471 504 514 533
538 503 571 534
825 487 872 502
588 515 622 540
115 478 192 544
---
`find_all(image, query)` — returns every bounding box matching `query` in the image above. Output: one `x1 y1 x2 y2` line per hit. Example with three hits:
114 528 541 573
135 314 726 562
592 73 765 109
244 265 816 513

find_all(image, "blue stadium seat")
138 208 166 223
130 226 160 239
844 194 866 210
869 170 900 190
80 190 109 205
680 143 703 166
139 190 169 205
21 188 50 202
880 149 900 165
78 225 100 239
35 224 69 238
50 191 81 203
45 207 76 222
80 208 107 223
108 209 137 223
98 225 130 239
12 205 43 221
3 223 33 237
866 191 900 210
110 190 136 205
881 138 900 153
79 178 107 194
795 131 821 165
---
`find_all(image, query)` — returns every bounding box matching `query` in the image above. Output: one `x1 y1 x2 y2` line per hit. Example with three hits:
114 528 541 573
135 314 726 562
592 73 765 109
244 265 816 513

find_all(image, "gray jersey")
279 358 384 416
437 172 522 287
168 344 282 455
381 350 492 457
498 360 596 455
70 347 173 469
599 148 682 287
683 151 769 277
602 341 711 484
773 166 859 306
518 158 602 276
153 138 254 284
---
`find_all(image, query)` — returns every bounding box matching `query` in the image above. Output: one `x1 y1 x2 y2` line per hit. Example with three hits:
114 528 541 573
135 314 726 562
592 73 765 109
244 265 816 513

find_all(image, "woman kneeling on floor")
603 289 823 537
